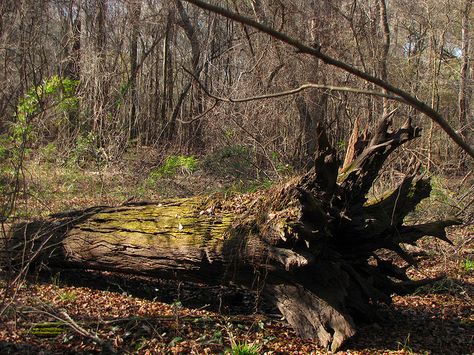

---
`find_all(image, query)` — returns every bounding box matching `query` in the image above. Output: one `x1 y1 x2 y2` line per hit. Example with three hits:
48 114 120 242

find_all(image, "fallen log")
6 116 461 351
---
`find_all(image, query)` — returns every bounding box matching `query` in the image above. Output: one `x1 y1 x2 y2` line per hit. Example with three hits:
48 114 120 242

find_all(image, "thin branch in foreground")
183 67 405 103
177 99 219 124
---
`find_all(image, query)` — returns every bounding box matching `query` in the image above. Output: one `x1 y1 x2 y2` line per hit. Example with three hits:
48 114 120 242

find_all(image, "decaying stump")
6 116 461 351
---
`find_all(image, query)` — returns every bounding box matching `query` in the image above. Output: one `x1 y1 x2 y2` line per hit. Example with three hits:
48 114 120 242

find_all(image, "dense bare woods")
0 0 472 168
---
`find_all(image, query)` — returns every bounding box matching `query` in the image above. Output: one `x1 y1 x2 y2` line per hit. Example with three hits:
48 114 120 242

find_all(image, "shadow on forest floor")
347 282 473 354
28 267 474 355
35 267 265 315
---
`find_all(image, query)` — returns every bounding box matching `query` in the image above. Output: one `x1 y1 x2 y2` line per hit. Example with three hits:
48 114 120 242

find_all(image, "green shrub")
464 258 474 273
58 291 77 302
148 155 198 182
39 143 58 163
9 75 79 164
16 75 79 132
1 75 79 221
69 132 97 166
229 341 261 355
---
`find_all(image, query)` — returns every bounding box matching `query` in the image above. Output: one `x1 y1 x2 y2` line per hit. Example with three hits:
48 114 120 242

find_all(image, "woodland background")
0 0 472 175
0 0 473 354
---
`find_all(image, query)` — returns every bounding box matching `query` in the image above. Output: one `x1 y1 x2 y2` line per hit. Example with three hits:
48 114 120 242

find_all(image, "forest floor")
0 152 473 354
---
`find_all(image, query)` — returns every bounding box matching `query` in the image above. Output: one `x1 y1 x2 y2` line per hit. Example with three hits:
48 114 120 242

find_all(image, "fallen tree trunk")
6 116 461 351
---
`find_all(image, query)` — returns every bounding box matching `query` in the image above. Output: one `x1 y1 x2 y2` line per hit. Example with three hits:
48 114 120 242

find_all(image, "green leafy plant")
414 278 462 295
397 333 414 354
134 337 148 351
171 300 183 309
58 291 77 302
1 75 79 216
50 272 61 287
229 341 261 355
336 139 346 152
168 336 183 347
207 330 224 345
69 132 97 166
463 258 474 273
276 163 294 176
148 155 198 182
224 321 261 355
39 143 58 163
16 75 79 135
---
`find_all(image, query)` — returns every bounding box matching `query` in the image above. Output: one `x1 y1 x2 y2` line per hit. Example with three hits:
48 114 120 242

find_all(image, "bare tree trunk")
459 0 472 167
128 0 141 142
175 0 203 150
377 0 391 116
295 1 332 167
161 9 175 140
85 0 107 141
427 30 446 172
62 0 82 139
64 1 82 81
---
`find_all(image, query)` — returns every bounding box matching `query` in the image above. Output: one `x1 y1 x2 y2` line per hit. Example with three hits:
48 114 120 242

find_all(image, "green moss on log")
71 197 234 248
30 322 67 338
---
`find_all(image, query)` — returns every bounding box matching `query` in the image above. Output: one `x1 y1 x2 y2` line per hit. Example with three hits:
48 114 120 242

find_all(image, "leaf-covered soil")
1 159 473 354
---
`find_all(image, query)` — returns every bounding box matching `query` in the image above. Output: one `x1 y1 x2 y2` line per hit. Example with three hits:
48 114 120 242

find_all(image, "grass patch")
154 155 198 178
147 155 198 186
413 278 463 295
463 258 474 273
229 341 261 355
58 291 77 302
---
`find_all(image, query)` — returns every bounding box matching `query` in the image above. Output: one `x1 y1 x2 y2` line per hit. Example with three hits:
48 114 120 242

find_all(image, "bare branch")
183 67 405 103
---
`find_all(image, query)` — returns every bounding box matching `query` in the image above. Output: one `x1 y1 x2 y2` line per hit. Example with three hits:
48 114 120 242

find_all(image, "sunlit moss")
30 322 67 338
73 197 235 248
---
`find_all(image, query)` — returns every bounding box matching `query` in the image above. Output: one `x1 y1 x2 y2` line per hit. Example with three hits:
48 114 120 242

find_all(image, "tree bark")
161 8 175 139
127 0 141 141
459 0 472 162
175 0 204 150
7 117 460 351
377 0 391 116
